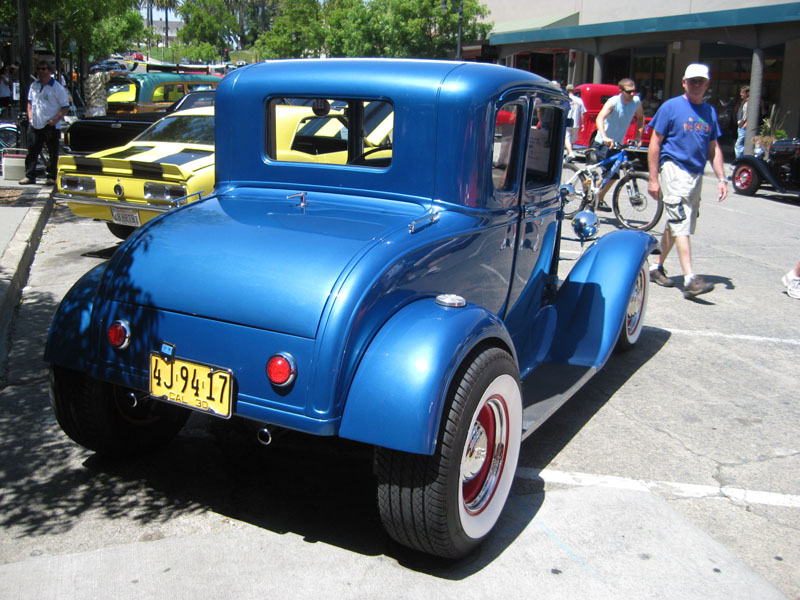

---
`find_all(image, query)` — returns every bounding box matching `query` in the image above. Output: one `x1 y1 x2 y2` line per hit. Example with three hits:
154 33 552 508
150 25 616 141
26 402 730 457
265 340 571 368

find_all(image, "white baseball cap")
683 63 710 80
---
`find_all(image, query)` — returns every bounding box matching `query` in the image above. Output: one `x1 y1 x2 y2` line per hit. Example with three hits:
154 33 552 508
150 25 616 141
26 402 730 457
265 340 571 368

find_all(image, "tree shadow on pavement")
0 277 672 577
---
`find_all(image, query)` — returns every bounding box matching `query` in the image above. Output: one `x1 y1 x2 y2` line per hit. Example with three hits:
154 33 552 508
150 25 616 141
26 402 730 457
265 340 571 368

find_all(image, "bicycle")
560 143 663 231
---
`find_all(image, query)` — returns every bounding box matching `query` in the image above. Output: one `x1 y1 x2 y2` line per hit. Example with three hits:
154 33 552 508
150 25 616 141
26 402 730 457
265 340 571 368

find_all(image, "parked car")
732 138 800 197
62 74 220 155
45 59 656 558
55 107 215 239
571 83 653 161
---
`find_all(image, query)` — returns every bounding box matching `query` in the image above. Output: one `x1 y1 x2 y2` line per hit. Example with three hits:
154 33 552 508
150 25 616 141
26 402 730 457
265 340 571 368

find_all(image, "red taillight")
107 320 130 350
266 353 296 387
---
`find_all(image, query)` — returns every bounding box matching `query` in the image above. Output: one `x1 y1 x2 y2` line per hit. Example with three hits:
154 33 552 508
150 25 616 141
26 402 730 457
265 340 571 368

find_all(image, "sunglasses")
621 88 636 95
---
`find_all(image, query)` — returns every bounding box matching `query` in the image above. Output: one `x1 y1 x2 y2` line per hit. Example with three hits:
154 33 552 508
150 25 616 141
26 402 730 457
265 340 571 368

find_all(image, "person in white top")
564 84 585 160
20 60 70 186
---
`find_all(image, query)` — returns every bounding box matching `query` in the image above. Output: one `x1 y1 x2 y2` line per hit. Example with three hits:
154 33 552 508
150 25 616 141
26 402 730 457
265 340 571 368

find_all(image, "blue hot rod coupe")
46 59 656 558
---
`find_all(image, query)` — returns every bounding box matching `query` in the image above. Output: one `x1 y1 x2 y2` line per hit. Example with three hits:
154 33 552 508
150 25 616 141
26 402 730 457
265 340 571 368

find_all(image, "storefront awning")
491 12 578 36
489 2 800 46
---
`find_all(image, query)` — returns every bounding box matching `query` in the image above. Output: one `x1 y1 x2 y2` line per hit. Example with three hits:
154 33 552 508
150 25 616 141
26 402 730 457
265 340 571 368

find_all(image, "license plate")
111 207 140 227
149 353 233 418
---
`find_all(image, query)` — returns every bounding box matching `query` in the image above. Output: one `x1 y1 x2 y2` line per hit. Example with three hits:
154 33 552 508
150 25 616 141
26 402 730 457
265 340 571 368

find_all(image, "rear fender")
338 298 515 455
43 263 106 371
547 230 657 368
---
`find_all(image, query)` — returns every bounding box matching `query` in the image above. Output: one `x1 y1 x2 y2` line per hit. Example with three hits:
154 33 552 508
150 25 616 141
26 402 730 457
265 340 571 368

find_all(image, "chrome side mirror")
559 183 575 205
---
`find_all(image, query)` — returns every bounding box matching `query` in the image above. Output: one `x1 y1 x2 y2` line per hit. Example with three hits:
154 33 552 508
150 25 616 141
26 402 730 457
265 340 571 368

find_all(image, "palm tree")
154 0 181 49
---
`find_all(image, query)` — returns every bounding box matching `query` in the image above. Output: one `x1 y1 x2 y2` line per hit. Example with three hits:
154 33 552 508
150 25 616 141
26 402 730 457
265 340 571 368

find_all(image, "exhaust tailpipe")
256 427 272 446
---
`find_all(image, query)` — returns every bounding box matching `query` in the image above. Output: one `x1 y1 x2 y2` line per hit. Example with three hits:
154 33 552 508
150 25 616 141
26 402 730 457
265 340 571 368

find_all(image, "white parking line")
664 327 800 347
516 468 800 508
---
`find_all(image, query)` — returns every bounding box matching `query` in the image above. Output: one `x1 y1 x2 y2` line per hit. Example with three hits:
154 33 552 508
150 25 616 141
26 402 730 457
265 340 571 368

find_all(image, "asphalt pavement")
0 163 798 599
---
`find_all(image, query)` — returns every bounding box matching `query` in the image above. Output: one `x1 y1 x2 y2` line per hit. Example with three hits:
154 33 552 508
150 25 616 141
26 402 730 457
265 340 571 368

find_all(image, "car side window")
524 102 563 187
492 101 525 191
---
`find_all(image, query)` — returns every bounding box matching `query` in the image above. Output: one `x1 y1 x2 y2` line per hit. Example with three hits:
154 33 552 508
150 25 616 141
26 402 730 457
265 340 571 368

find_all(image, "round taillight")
266 353 297 387
107 320 131 350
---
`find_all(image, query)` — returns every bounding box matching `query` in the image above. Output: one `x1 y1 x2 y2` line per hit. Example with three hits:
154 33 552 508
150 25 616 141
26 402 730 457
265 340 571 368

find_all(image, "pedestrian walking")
19 60 69 186
647 63 728 299
782 260 800 299
734 86 749 160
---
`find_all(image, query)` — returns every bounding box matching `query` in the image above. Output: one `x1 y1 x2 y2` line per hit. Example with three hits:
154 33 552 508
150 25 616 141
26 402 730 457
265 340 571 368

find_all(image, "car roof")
215 58 557 203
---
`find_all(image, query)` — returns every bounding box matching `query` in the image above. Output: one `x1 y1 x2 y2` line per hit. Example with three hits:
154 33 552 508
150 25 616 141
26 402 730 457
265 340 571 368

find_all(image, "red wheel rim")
462 395 509 515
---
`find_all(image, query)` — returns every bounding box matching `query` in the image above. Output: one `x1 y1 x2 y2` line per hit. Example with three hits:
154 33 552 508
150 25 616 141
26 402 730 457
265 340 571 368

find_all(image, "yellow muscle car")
56 107 215 239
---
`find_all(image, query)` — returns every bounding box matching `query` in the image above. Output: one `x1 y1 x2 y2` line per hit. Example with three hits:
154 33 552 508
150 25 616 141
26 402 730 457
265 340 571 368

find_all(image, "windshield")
135 114 215 145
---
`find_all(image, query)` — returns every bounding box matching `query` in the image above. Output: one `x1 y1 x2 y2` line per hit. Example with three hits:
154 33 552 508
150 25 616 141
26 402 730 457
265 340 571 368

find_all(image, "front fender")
43 263 107 371
338 298 515 455
734 156 785 191
547 230 657 368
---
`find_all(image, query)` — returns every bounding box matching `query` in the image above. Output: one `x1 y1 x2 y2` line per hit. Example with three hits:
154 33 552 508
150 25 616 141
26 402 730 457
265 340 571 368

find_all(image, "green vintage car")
63 72 221 155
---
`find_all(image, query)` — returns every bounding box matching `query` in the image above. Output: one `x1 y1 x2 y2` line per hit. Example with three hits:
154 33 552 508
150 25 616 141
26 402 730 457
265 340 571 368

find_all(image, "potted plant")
753 105 789 154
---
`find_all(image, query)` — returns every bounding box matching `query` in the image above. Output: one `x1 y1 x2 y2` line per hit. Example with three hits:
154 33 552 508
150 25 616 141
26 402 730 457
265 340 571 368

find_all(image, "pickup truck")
62 74 219 155
45 59 656 558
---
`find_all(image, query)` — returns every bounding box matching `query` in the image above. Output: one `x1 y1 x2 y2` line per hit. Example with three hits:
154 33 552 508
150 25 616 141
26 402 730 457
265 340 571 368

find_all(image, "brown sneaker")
649 265 675 287
18 177 36 185
683 275 714 298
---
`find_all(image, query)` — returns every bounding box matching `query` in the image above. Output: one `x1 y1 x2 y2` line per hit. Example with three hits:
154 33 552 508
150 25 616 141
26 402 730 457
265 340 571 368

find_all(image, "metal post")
744 48 764 155
16 0 30 147
456 0 463 61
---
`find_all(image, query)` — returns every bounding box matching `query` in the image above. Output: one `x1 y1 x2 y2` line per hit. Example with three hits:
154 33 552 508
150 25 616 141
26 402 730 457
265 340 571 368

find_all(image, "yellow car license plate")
149 354 233 418
111 207 140 226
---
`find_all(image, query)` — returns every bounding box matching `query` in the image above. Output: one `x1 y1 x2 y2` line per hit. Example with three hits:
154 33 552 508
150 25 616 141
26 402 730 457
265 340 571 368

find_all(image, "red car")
572 83 653 149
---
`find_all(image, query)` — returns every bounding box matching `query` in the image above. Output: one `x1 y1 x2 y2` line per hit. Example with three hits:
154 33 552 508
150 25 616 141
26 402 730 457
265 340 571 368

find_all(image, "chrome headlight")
60 175 96 193
144 182 188 202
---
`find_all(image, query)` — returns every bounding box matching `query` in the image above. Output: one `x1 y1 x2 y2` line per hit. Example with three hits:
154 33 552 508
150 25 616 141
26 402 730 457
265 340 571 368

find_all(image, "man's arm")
634 103 645 146
595 98 615 147
647 130 663 199
708 139 728 202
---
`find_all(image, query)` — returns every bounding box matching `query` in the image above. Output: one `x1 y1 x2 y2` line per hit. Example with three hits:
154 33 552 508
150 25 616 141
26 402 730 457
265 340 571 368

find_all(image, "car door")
503 92 565 368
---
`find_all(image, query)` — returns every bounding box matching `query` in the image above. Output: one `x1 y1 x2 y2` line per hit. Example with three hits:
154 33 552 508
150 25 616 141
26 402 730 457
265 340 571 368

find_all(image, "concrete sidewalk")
0 180 54 380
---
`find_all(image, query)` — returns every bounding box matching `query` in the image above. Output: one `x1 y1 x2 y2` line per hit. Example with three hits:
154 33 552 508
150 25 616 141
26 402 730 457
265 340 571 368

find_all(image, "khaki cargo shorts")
660 160 702 236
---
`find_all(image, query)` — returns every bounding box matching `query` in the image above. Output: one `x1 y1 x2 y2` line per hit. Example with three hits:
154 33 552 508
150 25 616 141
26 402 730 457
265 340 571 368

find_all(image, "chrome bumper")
53 191 201 212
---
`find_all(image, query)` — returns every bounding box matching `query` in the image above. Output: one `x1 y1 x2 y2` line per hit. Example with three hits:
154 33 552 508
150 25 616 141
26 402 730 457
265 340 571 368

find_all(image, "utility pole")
16 0 31 144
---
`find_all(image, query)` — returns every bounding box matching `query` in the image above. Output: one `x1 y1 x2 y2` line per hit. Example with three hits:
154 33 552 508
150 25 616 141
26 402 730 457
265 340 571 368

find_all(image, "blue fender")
338 298 515 455
44 263 106 371
547 230 657 368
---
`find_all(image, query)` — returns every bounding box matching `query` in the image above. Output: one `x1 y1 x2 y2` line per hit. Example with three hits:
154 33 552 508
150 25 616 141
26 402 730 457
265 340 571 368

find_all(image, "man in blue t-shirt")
647 63 728 299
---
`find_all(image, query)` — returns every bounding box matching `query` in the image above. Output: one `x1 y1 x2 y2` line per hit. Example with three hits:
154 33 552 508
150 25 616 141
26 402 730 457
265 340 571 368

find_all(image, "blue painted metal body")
45 59 655 455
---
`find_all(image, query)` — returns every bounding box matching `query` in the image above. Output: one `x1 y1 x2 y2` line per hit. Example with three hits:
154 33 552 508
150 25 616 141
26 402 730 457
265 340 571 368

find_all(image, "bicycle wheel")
560 162 588 218
612 172 663 231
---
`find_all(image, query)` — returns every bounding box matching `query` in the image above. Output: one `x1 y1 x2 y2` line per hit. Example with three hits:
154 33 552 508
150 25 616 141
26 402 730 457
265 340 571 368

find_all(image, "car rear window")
135 114 215 145
266 97 393 168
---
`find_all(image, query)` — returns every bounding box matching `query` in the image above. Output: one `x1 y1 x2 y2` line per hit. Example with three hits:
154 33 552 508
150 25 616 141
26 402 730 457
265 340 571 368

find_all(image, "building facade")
476 1 800 148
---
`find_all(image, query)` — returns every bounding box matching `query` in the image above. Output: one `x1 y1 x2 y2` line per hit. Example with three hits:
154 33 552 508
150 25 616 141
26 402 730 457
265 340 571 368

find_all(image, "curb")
0 188 55 382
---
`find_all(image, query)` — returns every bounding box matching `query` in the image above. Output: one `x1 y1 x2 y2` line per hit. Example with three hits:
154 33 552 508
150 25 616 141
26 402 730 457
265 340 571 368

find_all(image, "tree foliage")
2 0 145 62
255 0 492 59
177 0 239 53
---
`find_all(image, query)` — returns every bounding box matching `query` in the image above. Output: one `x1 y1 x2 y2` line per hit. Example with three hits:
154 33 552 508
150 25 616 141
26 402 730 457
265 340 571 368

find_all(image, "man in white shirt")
20 60 70 186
